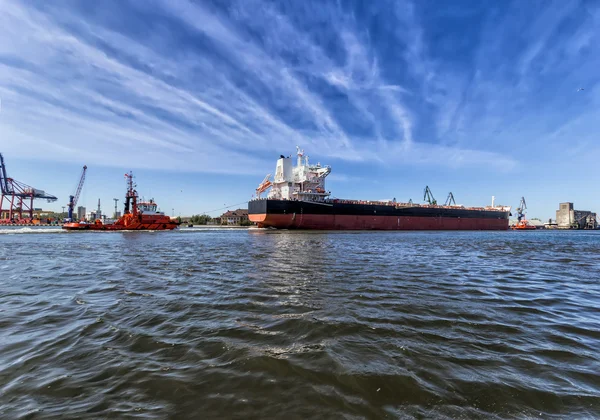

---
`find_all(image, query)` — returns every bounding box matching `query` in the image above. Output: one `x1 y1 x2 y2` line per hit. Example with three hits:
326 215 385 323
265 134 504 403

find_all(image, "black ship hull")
249 199 509 230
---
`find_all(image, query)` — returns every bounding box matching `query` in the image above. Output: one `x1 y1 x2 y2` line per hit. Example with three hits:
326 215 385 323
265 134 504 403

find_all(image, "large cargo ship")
63 172 178 231
248 148 511 230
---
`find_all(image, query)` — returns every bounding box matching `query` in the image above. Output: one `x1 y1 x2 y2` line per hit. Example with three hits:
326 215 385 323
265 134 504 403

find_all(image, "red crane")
0 153 58 224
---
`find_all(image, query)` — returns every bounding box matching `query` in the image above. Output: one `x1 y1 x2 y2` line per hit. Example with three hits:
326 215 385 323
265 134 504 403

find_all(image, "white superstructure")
256 147 331 201
138 199 164 215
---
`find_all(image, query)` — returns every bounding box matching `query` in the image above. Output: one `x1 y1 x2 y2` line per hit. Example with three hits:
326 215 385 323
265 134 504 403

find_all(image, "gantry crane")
0 153 58 223
67 165 87 221
423 186 437 205
445 192 456 206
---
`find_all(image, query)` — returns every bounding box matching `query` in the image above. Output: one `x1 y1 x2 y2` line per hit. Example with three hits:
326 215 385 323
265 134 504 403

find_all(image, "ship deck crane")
67 165 87 221
255 174 272 198
423 186 437 205
0 153 58 222
445 192 456 206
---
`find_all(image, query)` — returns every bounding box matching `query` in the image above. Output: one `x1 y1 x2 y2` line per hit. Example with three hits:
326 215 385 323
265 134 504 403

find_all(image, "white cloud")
0 0 523 175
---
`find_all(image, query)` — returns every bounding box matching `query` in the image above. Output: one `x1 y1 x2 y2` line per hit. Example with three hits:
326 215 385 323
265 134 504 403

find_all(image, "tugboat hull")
63 219 178 231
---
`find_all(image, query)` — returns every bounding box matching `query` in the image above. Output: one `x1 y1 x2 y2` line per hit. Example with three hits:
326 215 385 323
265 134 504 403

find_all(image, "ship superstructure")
256 147 331 201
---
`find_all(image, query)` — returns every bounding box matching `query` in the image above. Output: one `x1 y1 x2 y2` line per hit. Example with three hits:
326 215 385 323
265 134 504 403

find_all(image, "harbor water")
1 227 599 418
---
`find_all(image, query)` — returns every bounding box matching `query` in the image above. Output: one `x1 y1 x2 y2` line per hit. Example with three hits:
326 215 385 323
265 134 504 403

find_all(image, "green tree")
189 214 212 225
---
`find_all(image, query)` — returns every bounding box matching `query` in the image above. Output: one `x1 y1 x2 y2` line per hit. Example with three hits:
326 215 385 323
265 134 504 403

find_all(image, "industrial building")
556 202 597 229
77 206 86 221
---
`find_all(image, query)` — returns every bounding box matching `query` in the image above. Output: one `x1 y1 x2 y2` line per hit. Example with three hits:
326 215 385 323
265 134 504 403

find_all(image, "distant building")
32 209 55 218
77 206 86 221
556 202 597 229
528 219 545 229
220 209 249 225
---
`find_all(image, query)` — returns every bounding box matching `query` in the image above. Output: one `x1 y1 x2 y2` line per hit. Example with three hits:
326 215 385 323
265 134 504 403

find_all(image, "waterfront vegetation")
186 214 252 226
189 214 212 225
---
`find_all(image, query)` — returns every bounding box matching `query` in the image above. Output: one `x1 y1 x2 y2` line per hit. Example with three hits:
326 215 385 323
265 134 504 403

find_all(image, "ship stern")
248 199 268 225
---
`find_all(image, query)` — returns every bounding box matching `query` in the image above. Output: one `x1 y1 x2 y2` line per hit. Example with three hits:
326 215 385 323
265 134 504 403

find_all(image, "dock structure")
556 202 597 229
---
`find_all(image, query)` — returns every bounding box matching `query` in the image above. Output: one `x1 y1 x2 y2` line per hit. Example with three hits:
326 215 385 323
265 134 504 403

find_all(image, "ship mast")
124 172 138 216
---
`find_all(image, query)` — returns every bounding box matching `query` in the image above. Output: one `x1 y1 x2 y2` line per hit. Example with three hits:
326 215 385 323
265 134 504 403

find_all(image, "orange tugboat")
63 172 179 231
512 220 537 230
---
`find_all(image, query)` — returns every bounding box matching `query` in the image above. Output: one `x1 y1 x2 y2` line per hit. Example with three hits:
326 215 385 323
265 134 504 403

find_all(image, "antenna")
296 146 304 167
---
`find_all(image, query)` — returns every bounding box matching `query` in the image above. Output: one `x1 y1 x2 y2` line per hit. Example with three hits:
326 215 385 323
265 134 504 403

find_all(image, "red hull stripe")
250 213 508 230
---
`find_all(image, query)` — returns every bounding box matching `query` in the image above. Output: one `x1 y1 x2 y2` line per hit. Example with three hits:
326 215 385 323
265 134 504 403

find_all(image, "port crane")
444 192 456 206
67 165 87 221
516 196 527 222
574 213 598 230
423 186 437 205
0 153 58 223
512 196 536 230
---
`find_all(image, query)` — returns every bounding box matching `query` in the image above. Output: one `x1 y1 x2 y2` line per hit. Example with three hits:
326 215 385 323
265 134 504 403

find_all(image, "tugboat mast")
124 172 138 216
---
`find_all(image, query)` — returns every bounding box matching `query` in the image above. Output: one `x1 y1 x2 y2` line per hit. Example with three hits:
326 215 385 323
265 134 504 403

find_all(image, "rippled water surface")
1 227 600 419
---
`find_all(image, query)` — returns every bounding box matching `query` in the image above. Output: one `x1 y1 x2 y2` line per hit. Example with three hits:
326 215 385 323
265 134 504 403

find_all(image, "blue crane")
67 165 87 221
516 196 527 222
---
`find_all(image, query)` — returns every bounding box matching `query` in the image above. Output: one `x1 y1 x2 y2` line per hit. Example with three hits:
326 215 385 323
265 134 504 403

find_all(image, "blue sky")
0 0 598 219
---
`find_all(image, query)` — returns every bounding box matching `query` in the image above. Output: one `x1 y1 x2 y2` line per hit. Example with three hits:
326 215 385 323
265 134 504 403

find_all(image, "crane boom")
68 165 87 220
423 186 437 205
0 153 12 194
445 192 456 206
